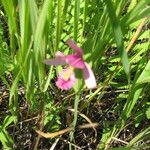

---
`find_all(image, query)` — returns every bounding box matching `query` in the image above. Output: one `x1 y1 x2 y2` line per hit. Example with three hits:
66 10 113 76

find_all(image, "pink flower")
44 39 97 90
56 66 76 90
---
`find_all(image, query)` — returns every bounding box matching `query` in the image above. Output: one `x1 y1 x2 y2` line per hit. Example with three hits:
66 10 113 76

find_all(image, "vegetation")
0 0 150 149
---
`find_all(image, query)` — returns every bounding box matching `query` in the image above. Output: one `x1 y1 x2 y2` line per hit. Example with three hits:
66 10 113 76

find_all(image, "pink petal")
82 62 97 89
66 39 83 56
65 54 85 69
43 51 66 65
56 68 76 90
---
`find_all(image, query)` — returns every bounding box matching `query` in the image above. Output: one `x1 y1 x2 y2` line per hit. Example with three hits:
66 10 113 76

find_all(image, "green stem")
73 93 80 128
69 92 80 149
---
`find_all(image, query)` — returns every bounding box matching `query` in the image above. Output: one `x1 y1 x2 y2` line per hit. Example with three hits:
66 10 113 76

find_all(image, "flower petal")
66 39 83 56
55 51 65 57
56 68 76 90
65 54 85 69
43 51 66 65
82 62 97 89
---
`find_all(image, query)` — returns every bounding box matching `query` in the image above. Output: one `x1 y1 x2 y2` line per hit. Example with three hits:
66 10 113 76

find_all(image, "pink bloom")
43 39 97 90
56 67 76 90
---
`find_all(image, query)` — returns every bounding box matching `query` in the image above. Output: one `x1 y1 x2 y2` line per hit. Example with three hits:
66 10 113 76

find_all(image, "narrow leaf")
105 0 130 78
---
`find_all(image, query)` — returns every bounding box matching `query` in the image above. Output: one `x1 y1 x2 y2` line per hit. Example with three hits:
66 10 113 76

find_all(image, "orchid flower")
44 39 97 90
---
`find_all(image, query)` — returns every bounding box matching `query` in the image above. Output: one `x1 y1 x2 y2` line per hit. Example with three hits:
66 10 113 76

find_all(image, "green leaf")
28 0 38 33
2 116 16 129
74 0 80 41
1 0 18 52
0 130 14 149
55 0 70 51
56 0 63 51
105 0 130 79
122 0 150 25
128 126 150 146
111 148 134 150
136 61 150 84
146 107 150 119
123 85 143 118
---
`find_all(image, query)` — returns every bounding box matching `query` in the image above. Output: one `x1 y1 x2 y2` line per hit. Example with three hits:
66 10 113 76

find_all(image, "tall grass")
0 0 150 149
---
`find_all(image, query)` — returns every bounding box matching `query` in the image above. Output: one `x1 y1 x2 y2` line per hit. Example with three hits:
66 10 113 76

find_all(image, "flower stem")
69 92 80 149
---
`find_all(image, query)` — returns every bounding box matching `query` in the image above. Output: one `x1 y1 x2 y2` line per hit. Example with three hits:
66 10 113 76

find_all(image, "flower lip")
63 66 74 81
56 67 76 90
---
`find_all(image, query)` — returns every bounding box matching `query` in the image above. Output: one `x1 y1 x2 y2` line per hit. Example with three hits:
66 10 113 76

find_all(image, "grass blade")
105 0 130 79
55 0 63 51
74 0 80 41
1 0 18 54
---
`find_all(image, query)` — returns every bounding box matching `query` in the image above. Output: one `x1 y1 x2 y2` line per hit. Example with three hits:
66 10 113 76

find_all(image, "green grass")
0 0 150 149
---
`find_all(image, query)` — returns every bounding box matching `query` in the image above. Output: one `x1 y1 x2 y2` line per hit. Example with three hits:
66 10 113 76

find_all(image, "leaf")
74 0 80 41
111 148 134 150
33 0 51 88
55 0 63 51
136 61 150 84
55 0 70 51
123 85 143 118
146 107 150 119
2 116 16 129
122 0 150 25
105 0 130 79
28 0 38 33
0 130 14 149
1 0 18 51
128 126 150 146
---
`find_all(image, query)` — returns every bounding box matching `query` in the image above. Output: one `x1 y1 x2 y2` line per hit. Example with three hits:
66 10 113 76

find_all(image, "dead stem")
126 17 147 52
112 137 129 145
33 111 44 150
35 122 98 138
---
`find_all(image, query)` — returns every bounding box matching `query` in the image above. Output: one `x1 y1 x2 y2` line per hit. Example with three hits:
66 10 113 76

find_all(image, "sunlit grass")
0 0 150 149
